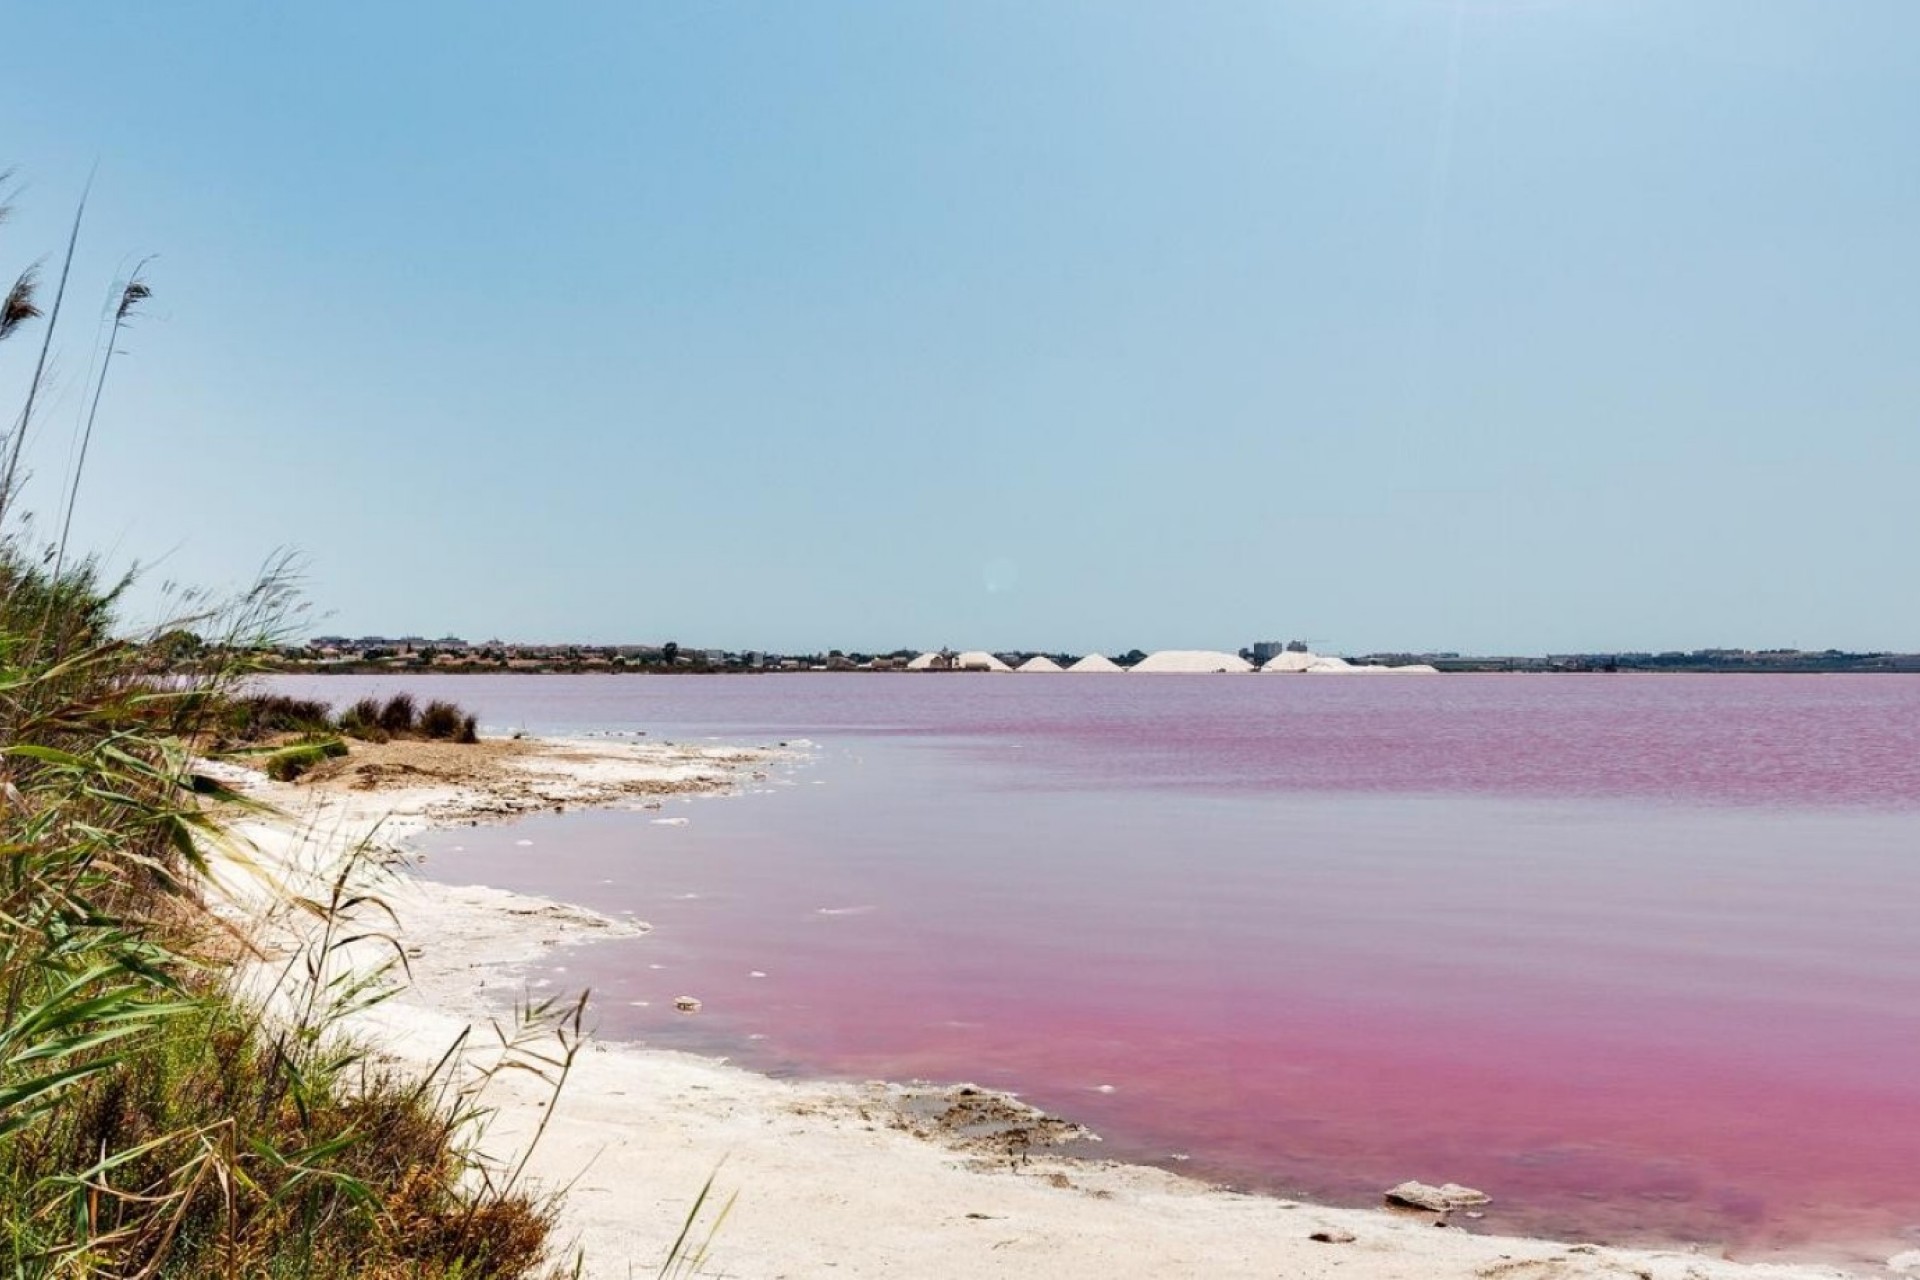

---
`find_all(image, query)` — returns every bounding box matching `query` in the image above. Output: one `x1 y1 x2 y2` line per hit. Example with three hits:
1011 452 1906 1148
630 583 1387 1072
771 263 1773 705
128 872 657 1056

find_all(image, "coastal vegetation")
336 694 480 745
216 691 481 781
0 186 560 1277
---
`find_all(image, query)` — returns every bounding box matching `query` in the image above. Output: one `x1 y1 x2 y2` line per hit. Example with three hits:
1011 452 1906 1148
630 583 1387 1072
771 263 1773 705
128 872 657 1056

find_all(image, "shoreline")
211 735 1874 1280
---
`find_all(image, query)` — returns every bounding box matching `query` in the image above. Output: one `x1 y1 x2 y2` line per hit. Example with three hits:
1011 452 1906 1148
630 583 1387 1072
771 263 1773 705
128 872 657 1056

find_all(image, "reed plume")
0 267 38 341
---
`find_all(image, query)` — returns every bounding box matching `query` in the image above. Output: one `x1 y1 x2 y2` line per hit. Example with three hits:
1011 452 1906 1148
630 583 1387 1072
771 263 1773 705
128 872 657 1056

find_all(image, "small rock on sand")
1384 1181 1492 1212
1310 1230 1357 1244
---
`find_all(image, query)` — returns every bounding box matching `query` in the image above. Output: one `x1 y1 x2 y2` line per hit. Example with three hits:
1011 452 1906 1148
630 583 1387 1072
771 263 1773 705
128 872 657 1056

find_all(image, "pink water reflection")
270 674 1920 1265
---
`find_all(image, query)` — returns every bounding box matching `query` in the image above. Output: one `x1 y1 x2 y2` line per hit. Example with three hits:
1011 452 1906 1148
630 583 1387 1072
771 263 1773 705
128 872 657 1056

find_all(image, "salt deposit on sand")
1130 649 1254 674
1067 653 1125 673
213 737 1860 1280
1016 655 1065 672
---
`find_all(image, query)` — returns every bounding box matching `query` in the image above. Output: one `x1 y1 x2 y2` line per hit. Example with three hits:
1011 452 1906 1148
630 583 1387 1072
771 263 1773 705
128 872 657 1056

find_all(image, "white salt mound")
953 650 1012 672
1264 650 1440 675
1130 650 1254 674
1066 653 1125 673
1016 655 1065 673
905 652 942 670
1308 658 1441 675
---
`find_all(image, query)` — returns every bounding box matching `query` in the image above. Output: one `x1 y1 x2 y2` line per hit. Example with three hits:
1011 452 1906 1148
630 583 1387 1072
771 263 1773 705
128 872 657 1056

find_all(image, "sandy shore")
205 735 1869 1280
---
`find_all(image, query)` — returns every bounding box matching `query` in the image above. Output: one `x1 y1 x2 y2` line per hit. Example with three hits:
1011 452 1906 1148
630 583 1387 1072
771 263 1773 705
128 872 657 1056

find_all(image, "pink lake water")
270 673 1920 1266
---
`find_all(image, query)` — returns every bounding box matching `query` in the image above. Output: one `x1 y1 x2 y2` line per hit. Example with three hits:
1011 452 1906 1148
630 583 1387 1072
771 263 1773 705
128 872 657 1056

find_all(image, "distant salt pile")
1066 653 1125 673
1016 655 1064 673
1130 650 1254 674
953 650 1012 672
906 652 943 671
1311 657 1442 675
1262 650 1439 675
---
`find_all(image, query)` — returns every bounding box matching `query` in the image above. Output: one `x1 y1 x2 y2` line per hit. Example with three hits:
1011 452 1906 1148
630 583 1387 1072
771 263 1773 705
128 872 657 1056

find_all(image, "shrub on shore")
231 690 484 750
419 698 464 739
337 695 389 741
377 692 418 736
224 691 334 738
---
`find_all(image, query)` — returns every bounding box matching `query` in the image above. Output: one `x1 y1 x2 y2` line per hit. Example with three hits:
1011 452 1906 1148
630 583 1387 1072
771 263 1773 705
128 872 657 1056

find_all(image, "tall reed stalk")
0 180 87 529
51 258 151 588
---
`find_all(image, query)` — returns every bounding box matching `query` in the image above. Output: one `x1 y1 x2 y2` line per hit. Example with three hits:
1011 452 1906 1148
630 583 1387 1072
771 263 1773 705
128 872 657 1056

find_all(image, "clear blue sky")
3 2 1916 655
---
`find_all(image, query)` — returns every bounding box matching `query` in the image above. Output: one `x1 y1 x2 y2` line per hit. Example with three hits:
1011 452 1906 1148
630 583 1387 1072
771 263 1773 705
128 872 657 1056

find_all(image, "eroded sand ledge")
210 736 1859 1280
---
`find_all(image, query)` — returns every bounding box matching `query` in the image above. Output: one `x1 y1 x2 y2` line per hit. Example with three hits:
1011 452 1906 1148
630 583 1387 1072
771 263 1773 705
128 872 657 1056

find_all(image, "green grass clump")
2 996 562 1279
261 735 349 781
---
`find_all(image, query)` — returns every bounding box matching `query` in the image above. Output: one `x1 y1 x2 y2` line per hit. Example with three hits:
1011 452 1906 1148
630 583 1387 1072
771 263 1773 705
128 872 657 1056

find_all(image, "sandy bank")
209 736 1864 1280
